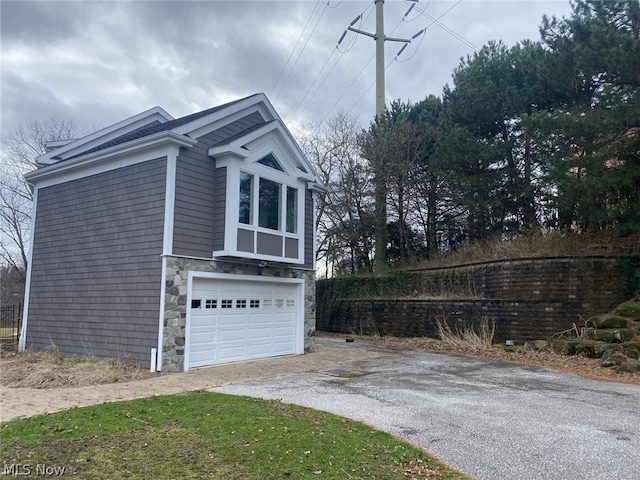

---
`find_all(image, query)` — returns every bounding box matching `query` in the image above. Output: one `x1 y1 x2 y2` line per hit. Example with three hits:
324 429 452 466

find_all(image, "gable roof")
65 94 261 161
36 106 174 166
30 93 322 189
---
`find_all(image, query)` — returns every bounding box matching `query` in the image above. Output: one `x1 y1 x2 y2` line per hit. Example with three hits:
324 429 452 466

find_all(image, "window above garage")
209 124 316 265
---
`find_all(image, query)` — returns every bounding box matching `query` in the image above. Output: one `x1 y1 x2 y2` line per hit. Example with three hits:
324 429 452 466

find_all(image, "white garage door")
187 278 299 369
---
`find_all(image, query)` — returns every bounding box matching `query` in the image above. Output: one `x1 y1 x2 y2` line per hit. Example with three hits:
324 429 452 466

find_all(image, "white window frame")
214 140 306 264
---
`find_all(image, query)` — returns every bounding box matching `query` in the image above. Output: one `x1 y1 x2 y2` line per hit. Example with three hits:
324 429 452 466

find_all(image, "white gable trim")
36 106 174 166
208 121 317 182
174 93 275 138
26 132 196 189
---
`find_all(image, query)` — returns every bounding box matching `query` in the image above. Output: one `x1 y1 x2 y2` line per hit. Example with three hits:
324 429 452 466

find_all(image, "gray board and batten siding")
26 158 167 363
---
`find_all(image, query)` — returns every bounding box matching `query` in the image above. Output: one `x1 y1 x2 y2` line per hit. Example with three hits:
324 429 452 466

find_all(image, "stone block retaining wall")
317 256 639 343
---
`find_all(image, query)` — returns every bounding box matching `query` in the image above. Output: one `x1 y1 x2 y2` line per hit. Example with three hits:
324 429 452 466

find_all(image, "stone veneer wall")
163 256 316 372
317 256 639 343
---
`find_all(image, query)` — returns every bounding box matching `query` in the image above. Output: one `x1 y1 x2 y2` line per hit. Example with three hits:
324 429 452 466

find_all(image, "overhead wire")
291 2 375 123
270 1 322 99
411 1 478 52
317 1 409 124
347 0 471 115
272 1 329 102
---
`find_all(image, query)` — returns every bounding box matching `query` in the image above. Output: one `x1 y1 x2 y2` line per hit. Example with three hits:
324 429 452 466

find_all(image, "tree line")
302 0 639 276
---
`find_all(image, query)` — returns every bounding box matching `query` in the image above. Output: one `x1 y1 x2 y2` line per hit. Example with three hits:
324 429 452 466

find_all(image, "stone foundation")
162 256 316 372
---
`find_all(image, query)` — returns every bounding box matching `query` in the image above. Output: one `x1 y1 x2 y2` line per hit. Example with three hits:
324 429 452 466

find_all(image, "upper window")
257 153 285 172
258 178 281 230
214 146 308 264
238 153 300 236
239 171 254 225
286 186 297 234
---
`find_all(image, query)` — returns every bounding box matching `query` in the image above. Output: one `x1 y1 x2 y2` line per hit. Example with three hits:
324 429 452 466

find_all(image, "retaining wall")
317 256 639 343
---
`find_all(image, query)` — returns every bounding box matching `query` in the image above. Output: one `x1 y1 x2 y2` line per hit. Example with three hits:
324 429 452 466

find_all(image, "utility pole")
348 0 412 272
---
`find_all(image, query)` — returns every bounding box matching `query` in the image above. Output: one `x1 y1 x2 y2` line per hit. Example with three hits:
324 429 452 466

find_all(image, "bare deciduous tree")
0 117 77 301
298 112 374 276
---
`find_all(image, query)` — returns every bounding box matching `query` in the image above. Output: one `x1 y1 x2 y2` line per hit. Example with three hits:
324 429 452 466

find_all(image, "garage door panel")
247 344 272 356
218 346 247 362
274 327 294 339
273 343 295 355
249 313 273 324
219 315 247 326
248 327 272 339
219 328 247 342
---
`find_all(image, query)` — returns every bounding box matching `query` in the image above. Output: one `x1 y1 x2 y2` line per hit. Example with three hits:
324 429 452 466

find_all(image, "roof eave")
25 131 196 184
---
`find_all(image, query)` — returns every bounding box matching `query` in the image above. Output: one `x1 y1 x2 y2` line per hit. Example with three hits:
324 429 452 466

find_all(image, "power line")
272 1 330 102
340 0 472 120
411 1 478 52
291 2 376 123
319 52 376 126
317 0 413 124
270 1 322 99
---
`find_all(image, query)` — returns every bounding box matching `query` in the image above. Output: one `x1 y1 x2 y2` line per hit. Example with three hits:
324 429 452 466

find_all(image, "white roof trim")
36 106 174 166
173 93 275 137
26 131 196 184
207 120 320 183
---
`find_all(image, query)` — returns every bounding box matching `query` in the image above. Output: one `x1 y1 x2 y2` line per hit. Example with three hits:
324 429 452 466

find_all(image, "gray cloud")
1 0 573 135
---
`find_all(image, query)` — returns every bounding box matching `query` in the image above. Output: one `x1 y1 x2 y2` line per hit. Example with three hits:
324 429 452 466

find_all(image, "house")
19 93 323 372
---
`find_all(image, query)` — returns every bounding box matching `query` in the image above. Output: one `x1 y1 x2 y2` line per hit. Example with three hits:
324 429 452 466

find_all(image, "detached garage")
186 274 304 370
21 93 322 372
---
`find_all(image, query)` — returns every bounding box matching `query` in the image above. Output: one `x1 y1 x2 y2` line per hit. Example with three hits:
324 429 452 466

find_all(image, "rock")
602 353 627 368
589 314 628 329
552 339 580 356
614 300 640 321
523 340 547 351
622 343 640 359
592 343 618 359
533 339 548 350
575 342 598 358
619 358 640 373
592 328 635 343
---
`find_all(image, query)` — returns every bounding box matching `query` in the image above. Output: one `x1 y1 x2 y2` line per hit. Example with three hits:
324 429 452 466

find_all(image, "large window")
258 178 281 230
239 171 253 225
286 186 297 234
239 168 299 235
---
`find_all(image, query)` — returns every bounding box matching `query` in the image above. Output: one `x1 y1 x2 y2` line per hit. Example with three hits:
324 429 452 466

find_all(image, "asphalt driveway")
212 337 640 480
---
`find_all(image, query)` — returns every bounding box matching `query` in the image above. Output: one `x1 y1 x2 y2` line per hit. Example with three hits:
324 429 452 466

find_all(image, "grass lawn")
0 391 467 479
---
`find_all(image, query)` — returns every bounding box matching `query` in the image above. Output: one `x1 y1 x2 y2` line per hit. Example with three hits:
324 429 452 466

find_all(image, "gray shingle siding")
25 158 167 365
304 189 314 269
173 112 265 257
212 167 227 252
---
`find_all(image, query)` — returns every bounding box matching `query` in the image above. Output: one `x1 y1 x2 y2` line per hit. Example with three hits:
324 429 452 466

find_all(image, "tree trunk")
374 170 388 272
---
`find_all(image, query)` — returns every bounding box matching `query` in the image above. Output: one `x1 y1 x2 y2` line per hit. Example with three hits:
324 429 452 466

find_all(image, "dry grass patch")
414 230 640 269
435 317 495 351
0 348 157 388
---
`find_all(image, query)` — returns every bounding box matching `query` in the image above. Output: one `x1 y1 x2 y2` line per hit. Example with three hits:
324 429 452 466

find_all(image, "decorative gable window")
209 125 315 265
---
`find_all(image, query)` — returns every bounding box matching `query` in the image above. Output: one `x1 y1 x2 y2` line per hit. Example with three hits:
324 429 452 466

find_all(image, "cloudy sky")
1 0 573 137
